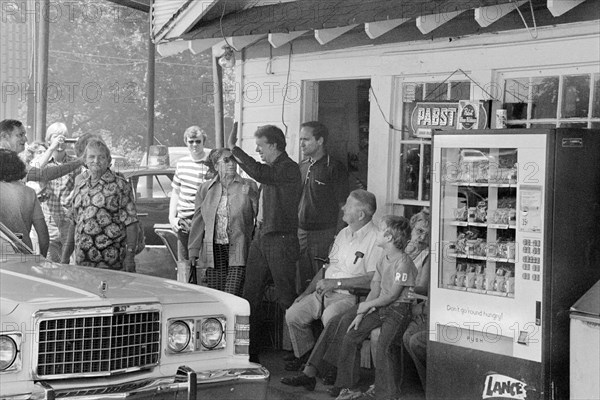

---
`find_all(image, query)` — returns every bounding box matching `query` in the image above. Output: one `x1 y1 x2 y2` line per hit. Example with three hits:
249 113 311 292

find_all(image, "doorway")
303 79 371 190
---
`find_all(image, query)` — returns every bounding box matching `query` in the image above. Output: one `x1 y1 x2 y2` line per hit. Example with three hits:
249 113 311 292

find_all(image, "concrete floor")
262 348 426 400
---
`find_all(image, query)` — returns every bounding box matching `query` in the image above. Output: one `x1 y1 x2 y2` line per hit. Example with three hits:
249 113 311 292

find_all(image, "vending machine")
427 128 600 400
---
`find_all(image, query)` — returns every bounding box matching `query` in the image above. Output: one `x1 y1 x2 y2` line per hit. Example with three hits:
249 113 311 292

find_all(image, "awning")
148 0 590 56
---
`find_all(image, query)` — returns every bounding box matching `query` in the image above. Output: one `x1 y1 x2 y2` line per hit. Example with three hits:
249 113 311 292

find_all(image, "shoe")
282 351 296 362
327 386 342 397
335 388 363 400
249 354 260 364
322 368 337 386
285 356 306 371
280 374 316 391
354 385 375 400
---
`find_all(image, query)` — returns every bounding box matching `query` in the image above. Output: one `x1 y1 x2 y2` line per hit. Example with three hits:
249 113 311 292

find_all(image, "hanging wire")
219 0 234 50
513 0 538 39
371 68 501 131
369 86 402 131
281 42 293 134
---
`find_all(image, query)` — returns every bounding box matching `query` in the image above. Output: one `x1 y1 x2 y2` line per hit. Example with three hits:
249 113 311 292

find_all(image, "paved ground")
261 349 426 400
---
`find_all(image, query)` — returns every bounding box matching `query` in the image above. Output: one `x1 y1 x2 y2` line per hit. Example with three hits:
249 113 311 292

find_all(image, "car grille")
36 309 160 378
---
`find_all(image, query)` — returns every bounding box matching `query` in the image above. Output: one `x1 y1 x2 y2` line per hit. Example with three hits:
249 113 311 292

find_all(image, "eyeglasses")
218 156 236 164
187 139 203 145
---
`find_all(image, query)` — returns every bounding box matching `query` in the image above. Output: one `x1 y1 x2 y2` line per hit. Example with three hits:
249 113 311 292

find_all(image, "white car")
0 222 268 399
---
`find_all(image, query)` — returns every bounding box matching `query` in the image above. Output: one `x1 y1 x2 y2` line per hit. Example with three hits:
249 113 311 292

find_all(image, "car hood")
0 258 222 311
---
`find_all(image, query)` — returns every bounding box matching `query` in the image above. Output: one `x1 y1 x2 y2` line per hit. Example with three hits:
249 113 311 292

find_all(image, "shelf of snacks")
444 263 515 298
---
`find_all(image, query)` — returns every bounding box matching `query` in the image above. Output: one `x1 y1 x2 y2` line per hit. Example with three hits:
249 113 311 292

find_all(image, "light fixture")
218 45 236 69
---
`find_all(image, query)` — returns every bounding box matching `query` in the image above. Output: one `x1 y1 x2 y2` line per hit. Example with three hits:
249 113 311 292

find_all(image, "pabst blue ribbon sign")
410 102 459 138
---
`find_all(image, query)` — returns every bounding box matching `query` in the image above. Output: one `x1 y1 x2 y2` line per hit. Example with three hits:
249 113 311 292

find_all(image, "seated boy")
282 215 416 400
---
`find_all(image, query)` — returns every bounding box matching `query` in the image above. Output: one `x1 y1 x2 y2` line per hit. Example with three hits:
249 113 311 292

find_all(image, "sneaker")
335 388 363 400
354 385 376 400
280 373 317 391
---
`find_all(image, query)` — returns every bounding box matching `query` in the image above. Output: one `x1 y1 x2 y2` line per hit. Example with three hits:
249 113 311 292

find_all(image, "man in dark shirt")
297 121 349 293
228 123 302 363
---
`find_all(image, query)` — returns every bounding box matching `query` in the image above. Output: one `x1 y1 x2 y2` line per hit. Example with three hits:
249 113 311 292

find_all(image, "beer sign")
457 100 488 130
410 102 459 138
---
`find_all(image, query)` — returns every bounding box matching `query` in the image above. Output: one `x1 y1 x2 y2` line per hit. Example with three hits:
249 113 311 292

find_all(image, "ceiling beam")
547 0 585 16
416 9 466 34
268 31 309 48
475 1 526 27
315 25 358 45
365 18 410 39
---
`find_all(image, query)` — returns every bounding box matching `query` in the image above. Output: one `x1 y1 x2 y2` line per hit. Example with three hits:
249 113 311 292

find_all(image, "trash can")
570 280 600 400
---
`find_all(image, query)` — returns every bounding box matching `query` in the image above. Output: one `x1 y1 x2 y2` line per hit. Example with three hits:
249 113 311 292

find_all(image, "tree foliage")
47 0 219 160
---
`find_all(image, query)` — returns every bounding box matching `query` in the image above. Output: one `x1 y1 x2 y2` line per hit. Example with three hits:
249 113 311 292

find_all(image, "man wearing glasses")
169 126 210 261
297 121 349 294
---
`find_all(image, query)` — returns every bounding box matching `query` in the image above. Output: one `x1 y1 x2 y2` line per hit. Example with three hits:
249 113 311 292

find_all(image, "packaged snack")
475 265 486 290
465 265 477 288
492 268 506 292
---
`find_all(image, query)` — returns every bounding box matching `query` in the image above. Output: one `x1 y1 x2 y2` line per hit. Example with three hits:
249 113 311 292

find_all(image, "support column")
35 0 49 142
147 35 155 149
212 53 224 148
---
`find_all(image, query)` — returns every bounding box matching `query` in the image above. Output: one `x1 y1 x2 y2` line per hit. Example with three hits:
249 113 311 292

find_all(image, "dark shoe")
282 351 296 362
327 386 342 397
322 369 337 386
249 354 260 364
280 374 316 391
285 355 308 371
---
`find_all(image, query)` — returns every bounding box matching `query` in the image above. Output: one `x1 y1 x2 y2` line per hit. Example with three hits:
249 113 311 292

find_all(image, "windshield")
0 222 34 256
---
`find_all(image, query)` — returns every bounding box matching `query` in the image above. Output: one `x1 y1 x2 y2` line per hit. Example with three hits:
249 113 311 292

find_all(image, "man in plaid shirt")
42 123 80 262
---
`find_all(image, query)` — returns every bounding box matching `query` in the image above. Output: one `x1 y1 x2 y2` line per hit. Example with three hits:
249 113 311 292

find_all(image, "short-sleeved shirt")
172 154 210 220
373 252 418 304
68 169 138 270
325 221 383 294
43 157 78 219
299 154 348 231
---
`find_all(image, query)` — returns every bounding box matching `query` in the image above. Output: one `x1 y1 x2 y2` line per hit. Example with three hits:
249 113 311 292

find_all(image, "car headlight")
167 321 190 353
0 336 17 371
200 318 224 349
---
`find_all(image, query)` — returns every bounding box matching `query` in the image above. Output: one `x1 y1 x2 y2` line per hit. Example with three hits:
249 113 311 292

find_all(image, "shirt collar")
348 220 376 240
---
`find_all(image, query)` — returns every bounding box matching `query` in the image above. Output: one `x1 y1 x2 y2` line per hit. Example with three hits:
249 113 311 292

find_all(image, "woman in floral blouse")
61 138 139 271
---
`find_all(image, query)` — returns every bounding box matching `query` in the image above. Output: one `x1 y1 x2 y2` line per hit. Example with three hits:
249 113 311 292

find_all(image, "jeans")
243 230 299 356
334 302 411 400
403 314 428 390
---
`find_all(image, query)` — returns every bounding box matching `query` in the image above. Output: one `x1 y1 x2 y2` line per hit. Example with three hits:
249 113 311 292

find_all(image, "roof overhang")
148 0 592 57
104 0 151 13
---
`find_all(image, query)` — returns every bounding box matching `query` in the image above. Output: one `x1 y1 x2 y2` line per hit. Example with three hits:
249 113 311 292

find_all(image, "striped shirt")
172 154 210 219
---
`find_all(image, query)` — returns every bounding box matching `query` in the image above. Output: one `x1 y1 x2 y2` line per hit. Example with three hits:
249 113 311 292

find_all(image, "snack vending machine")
427 128 600 400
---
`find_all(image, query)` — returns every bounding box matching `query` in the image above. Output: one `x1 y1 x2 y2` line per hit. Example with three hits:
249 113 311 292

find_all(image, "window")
503 70 600 128
396 80 471 208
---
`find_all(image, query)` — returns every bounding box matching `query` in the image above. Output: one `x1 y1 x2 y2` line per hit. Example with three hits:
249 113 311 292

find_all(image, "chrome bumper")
14 365 269 400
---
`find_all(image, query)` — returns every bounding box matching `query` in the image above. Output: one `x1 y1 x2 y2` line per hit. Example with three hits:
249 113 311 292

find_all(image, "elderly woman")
61 138 139 271
0 149 49 256
188 148 258 296
402 208 431 392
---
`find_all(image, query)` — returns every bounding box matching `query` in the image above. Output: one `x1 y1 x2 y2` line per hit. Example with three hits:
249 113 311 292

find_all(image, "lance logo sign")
482 373 532 399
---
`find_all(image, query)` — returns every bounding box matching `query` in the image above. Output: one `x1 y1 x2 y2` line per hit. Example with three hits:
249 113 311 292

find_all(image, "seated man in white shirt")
284 189 383 371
